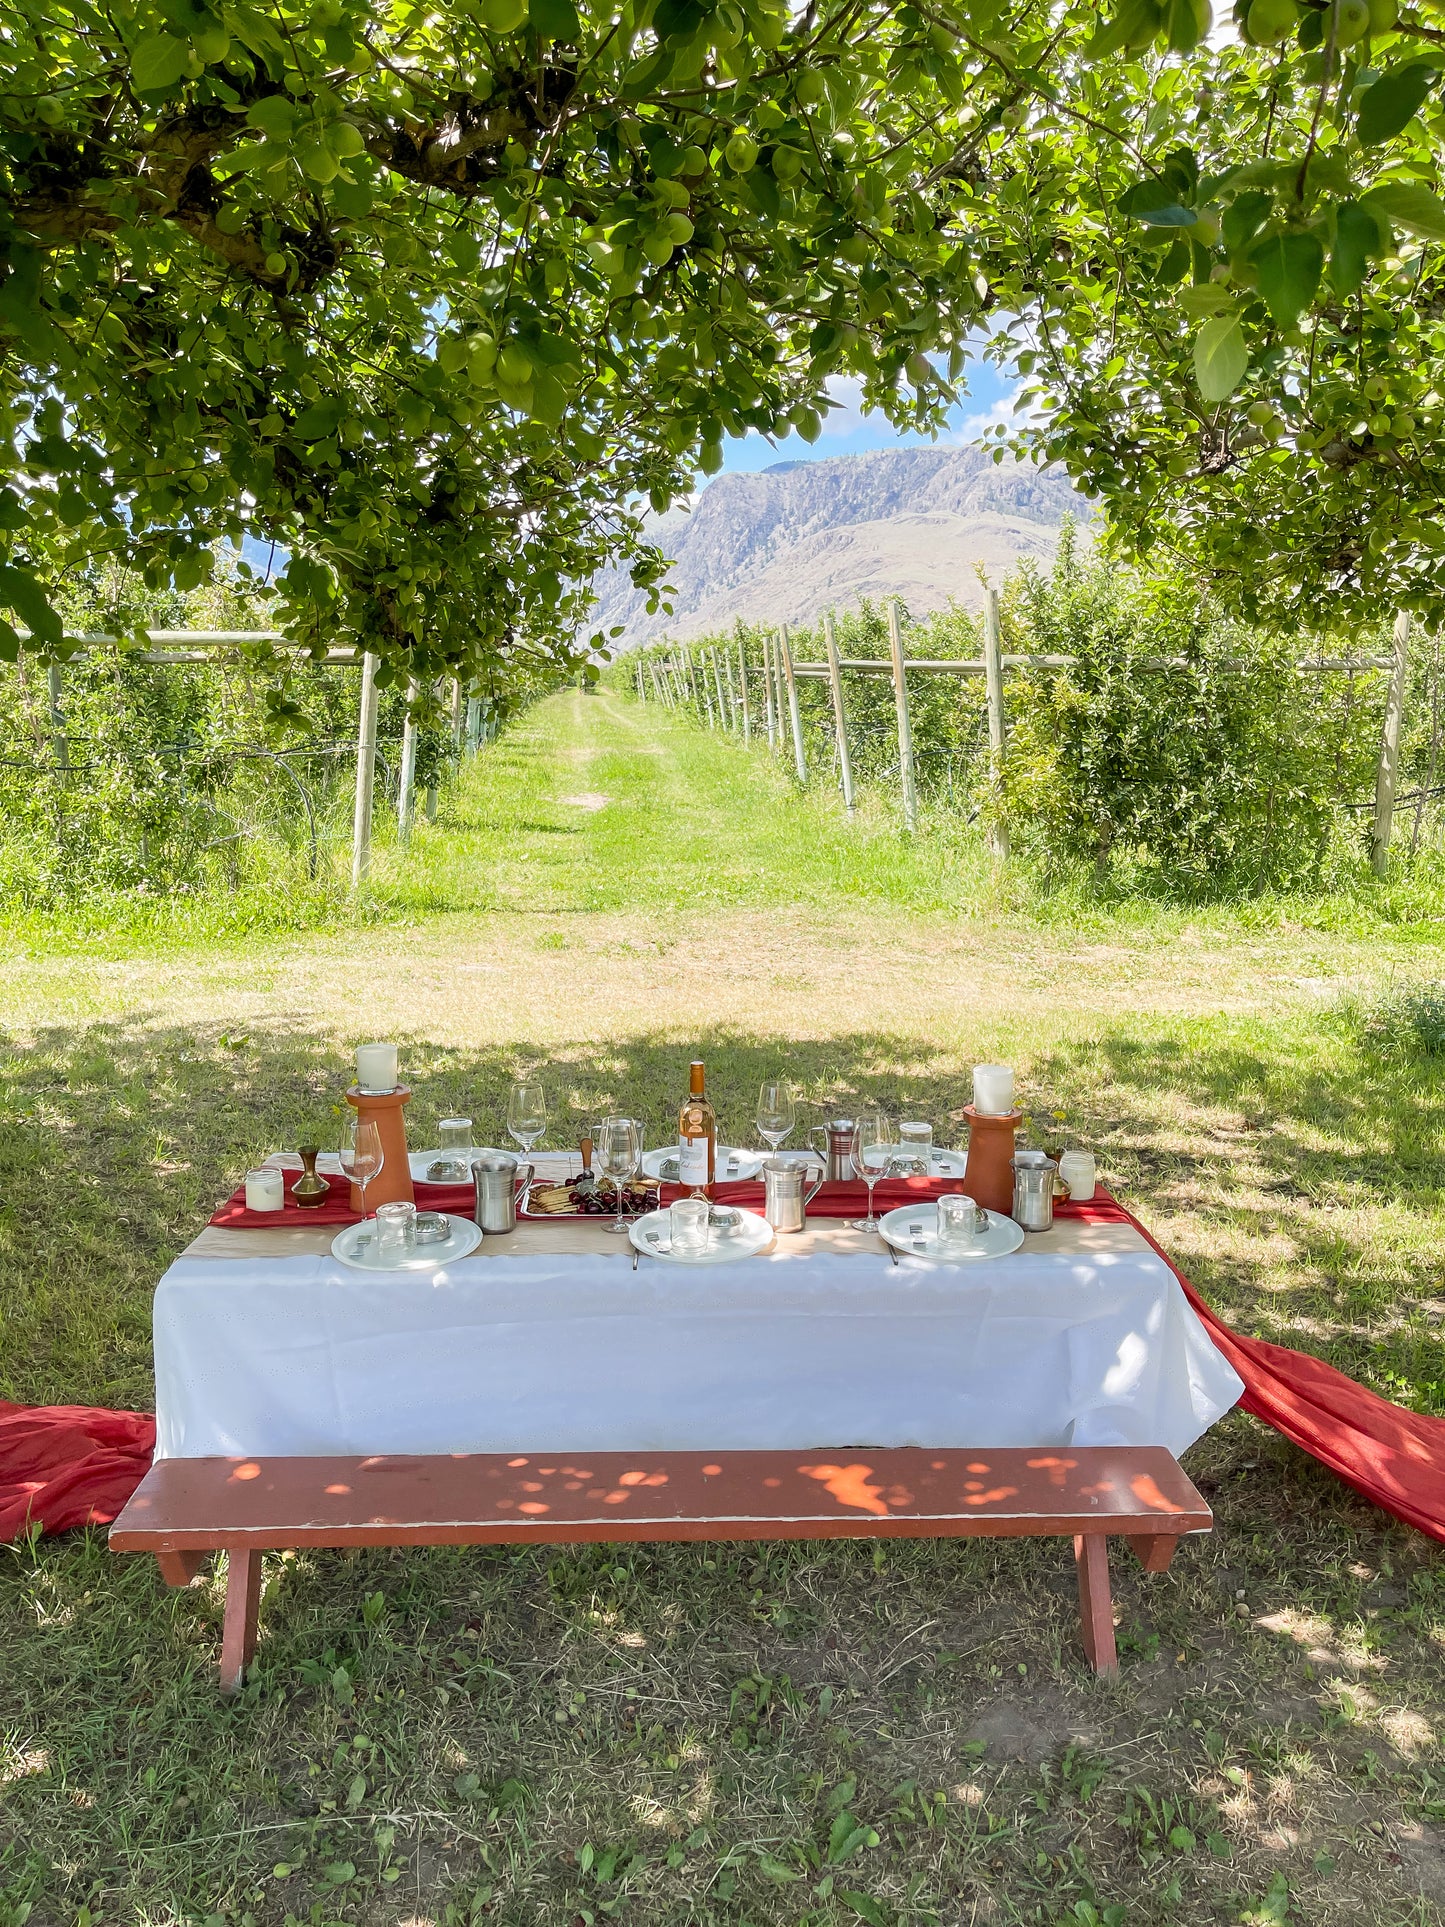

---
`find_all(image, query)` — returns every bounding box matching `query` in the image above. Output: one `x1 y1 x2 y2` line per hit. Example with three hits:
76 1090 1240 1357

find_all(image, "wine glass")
339 1115 385 1224
847 1110 897 1233
596 1115 642 1234
507 1079 546 1156
756 1079 795 1153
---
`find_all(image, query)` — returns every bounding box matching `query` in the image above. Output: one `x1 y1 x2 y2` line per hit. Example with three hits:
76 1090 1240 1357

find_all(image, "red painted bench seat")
110 1445 1212 1691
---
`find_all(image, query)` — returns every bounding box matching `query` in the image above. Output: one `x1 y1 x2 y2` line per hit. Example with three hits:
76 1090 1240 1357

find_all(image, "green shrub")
1358 981 1445 1058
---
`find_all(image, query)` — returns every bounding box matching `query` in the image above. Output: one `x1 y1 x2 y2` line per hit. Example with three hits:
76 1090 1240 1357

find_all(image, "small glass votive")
937 1192 984 1245
670 1197 710 1258
1058 1150 1096 1202
428 1116 474 1182
898 1121 933 1175
375 1200 418 1256
245 1168 285 1213
414 1211 452 1244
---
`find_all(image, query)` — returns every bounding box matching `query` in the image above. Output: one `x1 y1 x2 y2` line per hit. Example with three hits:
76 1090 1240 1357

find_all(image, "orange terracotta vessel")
960 1105 1021 1218
345 1085 415 1210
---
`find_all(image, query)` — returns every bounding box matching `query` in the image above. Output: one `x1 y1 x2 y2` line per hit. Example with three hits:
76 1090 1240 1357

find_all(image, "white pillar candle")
972 1064 1014 1115
1058 1150 1096 1201
244 1167 285 1212
355 1042 399 1090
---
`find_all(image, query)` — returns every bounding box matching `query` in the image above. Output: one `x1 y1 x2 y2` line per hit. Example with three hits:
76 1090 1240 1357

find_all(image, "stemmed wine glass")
507 1079 546 1156
756 1080 795 1154
339 1115 385 1225
846 1110 897 1234
596 1115 642 1233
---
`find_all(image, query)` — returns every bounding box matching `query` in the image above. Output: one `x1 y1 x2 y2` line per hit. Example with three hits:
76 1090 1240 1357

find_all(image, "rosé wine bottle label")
678 1136 710 1186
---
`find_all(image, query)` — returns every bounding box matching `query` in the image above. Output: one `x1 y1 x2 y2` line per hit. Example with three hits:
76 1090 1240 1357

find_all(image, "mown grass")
2 688 1444 1927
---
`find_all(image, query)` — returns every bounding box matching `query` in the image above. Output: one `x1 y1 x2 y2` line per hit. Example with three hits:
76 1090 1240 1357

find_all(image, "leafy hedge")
651 538 1425 896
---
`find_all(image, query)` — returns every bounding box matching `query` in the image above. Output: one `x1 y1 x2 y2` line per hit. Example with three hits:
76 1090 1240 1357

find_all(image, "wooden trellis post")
449 677 463 747
635 657 646 701
737 640 752 744
722 646 739 731
771 630 788 755
1372 610 1412 875
701 651 716 728
465 694 482 751
779 623 807 783
350 650 381 889
823 612 854 816
711 646 728 727
983 587 1010 860
47 663 69 774
887 601 918 833
762 632 778 750
397 677 419 841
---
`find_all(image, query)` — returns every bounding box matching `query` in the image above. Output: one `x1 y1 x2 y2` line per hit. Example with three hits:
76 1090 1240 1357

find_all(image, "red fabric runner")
0 1400 157 1539
10 1187 1444 1542
209 1171 478 1227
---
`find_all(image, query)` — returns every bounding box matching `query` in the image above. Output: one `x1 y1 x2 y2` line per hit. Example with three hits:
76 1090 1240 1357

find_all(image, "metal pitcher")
1011 1150 1057 1233
762 1155 826 1233
809 1117 857 1183
472 1151 530 1234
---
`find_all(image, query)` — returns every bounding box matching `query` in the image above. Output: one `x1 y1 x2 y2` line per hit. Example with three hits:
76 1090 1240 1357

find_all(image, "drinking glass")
670 1196 710 1257
375 1200 417 1258
756 1079 795 1153
937 1193 983 1246
339 1115 385 1223
846 1110 897 1233
597 1115 642 1234
507 1080 546 1156
898 1120 933 1176
431 1115 474 1181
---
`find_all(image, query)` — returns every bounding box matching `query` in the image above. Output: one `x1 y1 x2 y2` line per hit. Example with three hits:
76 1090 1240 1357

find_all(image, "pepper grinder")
291 1144 330 1208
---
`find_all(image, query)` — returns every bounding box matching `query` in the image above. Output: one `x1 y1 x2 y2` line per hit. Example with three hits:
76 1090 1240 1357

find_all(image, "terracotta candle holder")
960 1104 1021 1218
345 1085 415 1211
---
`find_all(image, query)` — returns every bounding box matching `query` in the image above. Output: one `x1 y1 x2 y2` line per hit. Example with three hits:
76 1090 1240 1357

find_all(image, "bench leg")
155 1549 207 1588
220 1549 262 1695
1073 1534 1118 1678
1128 1533 1181 1574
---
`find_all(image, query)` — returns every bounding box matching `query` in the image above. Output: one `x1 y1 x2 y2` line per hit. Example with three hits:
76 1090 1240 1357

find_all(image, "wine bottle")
678 1059 717 1196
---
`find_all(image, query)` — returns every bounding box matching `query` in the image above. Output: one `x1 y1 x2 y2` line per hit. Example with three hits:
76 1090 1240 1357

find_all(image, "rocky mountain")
591 445 1087 647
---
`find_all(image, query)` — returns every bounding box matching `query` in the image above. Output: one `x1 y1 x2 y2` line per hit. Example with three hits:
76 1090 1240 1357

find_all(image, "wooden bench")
110 1445 1211 1692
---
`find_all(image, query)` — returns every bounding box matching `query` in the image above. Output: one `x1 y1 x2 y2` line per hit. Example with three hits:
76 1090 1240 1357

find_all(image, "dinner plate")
332 1213 483 1272
639 1144 767 1182
628 1206 775 1266
408 1147 511 1182
877 1204 1024 1262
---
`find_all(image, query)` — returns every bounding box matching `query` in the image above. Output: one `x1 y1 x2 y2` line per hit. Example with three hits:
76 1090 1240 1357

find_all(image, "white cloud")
953 385 1039 445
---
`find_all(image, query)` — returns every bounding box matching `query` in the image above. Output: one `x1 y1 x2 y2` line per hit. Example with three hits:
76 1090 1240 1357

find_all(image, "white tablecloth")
153 1237 1243 1460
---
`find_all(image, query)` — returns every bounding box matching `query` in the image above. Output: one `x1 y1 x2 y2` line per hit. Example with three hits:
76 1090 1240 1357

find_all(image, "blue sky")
717 360 1021 475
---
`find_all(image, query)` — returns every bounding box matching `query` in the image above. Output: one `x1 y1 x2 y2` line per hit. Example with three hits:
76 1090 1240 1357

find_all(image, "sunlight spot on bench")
521 1481 543 1492
798 1462 889 1517
604 1491 630 1504
229 1463 260 1482
519 1502 549 1515
702 1463 722 1476
619 1470 650 1486
1129 1472 1184 1513
564 1480 584 1491
507 1456 528 1466
964 1487 1018 1505
324 1484 350 1495
538 1466 556 1474
966 1461 990 1473
587 1488 607 1498
763 1477 781 1489
642 1473 668 1487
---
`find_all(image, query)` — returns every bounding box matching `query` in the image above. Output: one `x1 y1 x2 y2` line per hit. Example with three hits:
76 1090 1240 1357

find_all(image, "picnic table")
113 1152 1241 1690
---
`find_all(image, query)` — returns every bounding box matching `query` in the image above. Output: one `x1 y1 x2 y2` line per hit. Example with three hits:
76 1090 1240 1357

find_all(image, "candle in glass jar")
244 1167 284 1212
972 1064 1014 1115
355 1042 399 1091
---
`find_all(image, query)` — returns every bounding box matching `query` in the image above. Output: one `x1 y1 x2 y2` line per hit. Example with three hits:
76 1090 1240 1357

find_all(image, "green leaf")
293 398 345 441
1356 61 1436 146
131 31 190 90
530 0 581 37
1329 198 1382 293
245 94 295 137
1248 228 1323 324
0 617 21 663
1362 179 1445 241
0 563 62 645
1177 283 1237 315
840 1894 890 1927
1194 314 1248 402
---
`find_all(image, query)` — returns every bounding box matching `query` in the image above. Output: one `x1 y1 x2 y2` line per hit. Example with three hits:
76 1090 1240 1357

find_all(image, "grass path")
1 690 1444 1926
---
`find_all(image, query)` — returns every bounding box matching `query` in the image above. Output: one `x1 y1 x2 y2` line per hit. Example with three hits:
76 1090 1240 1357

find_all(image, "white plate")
877 1204 1024 1262
408 1147 511 1182
628 1206 775 1266
332 1213 483 1272
639 1144 766 1182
